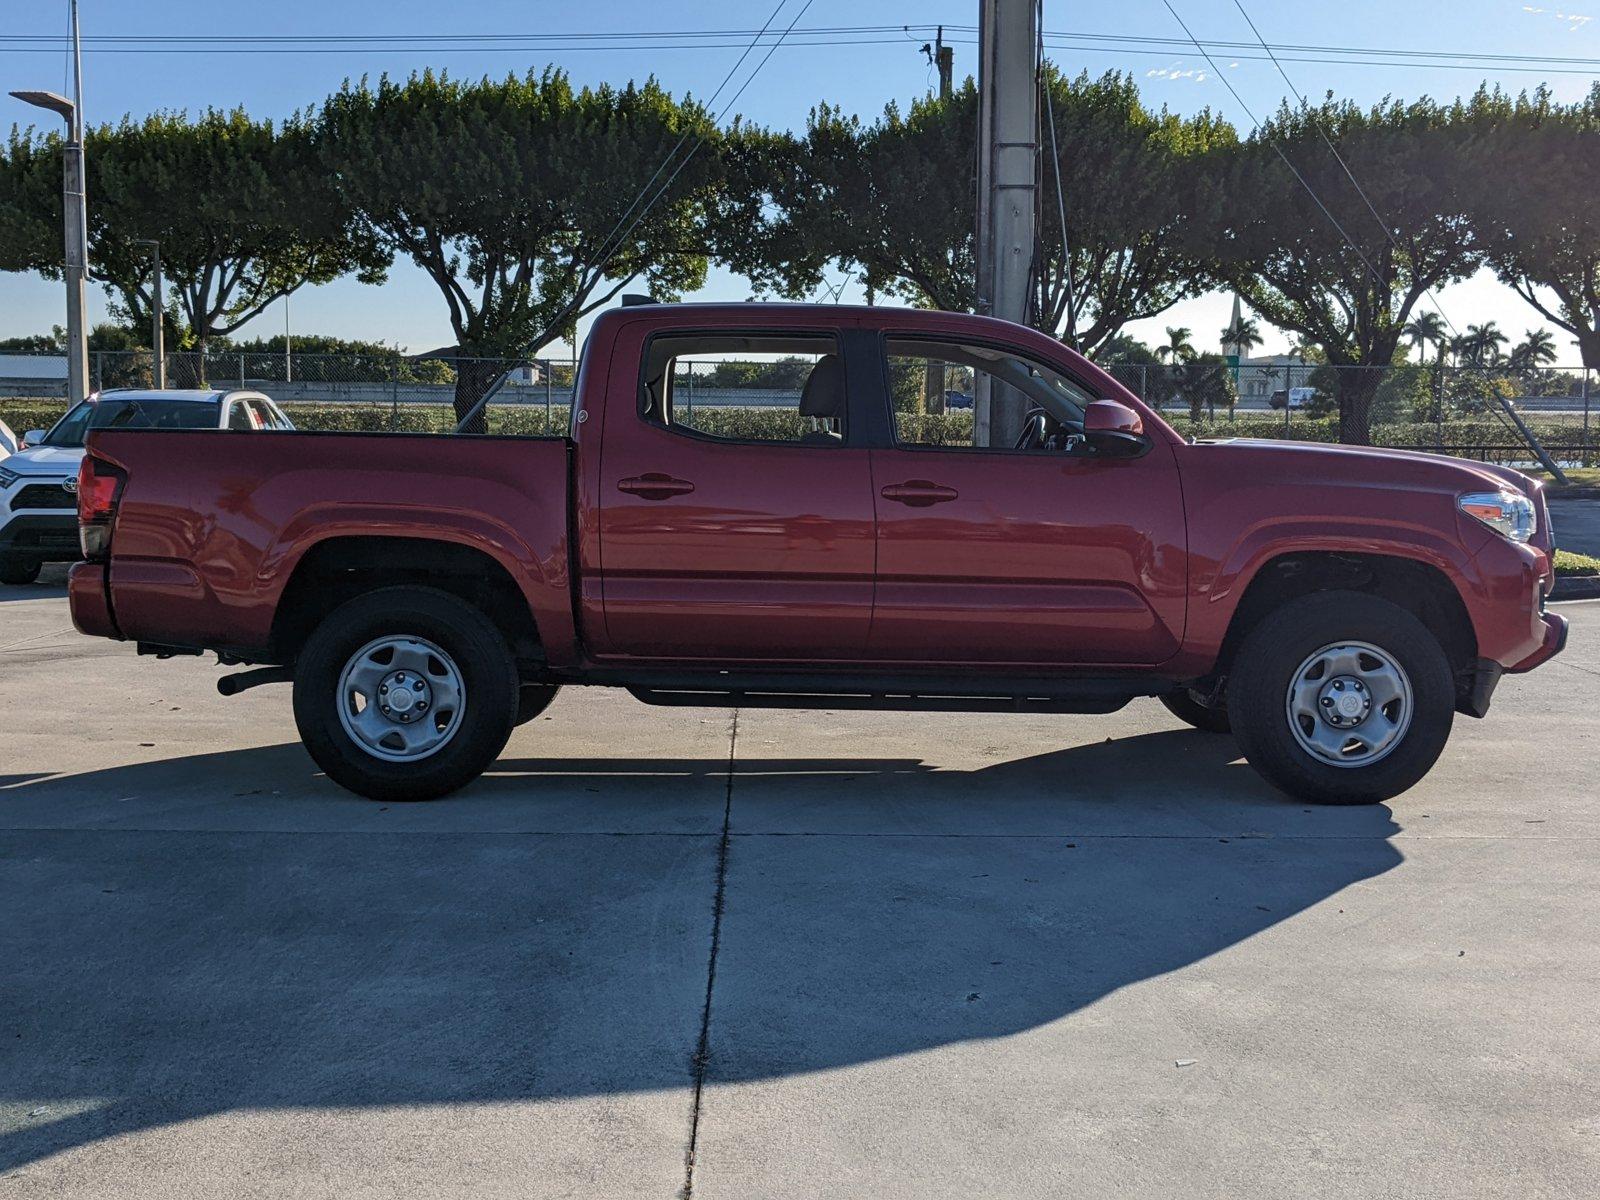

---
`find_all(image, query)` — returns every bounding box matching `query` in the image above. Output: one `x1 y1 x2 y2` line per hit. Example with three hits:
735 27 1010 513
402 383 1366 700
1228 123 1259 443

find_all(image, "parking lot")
2 570 1597 1198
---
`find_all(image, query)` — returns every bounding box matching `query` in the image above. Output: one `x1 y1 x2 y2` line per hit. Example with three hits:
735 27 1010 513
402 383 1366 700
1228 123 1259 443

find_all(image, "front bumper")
0 513 80 564
1506 610 1569 674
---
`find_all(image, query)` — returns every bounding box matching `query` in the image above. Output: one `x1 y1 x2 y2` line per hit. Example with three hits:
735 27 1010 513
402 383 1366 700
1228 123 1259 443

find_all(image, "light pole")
133 240 164 388
11 1 89 405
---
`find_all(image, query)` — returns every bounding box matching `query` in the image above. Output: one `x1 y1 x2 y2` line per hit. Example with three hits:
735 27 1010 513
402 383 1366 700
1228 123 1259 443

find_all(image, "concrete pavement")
1 568 1597 1197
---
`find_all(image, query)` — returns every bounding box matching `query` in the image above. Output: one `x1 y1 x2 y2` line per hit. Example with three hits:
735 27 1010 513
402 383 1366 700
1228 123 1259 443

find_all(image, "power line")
3 25 1600 75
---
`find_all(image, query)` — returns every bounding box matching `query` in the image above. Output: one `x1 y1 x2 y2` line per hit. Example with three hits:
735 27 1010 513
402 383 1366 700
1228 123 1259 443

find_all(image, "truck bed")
79 430 574 659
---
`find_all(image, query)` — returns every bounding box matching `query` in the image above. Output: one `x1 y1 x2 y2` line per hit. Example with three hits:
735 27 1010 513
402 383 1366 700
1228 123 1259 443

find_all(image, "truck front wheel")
1228 591 1455 805
292 586 518 802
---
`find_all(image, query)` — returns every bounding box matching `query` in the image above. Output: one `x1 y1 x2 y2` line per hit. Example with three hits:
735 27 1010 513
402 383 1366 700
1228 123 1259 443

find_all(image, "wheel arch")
1213 550 1477 708
271 534 543 669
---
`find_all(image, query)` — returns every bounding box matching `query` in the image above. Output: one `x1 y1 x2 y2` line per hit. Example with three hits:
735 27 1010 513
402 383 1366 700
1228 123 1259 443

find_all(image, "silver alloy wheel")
1285 640 1413 768
336 635 466 763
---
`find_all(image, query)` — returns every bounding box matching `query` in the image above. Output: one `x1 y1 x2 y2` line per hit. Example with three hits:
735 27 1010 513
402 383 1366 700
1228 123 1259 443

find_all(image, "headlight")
1459 490 1536 543
0 465 20 488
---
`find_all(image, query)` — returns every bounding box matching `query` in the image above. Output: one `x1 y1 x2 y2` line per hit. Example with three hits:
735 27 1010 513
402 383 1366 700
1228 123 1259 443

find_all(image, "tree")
1509 327 1558 373
4 109 388 376
726 70 1230 357
1204 96 1483 444
1157 326 1196 363
1221 313 1264 357
321 69 720 426
1461 321 1508 366
1402 311 1447 362
1464 85 1600 370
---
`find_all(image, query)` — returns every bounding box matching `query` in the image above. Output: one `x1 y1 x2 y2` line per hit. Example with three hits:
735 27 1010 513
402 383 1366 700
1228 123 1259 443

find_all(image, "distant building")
1233 354 1314 400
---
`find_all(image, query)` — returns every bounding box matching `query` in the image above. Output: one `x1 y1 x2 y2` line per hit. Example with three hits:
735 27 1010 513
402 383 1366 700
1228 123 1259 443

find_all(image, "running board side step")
627 687 1136 714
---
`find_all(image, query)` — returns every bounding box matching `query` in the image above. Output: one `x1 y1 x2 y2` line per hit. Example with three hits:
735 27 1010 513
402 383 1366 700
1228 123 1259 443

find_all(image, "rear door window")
640 333 847 446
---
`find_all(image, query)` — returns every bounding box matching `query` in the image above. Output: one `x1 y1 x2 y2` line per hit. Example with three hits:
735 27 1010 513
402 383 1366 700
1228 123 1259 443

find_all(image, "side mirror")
1082 400 1148 458
22 430 46 449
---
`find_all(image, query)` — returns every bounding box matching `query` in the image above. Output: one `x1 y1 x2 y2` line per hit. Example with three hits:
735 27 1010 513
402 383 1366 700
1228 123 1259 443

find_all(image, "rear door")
593 322 878 662
866 335 1188 666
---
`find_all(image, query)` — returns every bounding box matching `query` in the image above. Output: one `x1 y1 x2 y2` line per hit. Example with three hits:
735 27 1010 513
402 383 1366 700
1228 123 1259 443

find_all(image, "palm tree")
1221 315 1264 358
1157 326 1196 364
1462 322 1508 367
1509 328 1558 373
1402 312 1447 363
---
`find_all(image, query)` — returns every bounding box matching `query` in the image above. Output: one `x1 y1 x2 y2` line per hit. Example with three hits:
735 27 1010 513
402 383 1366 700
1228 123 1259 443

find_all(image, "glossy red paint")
71 302 1564 695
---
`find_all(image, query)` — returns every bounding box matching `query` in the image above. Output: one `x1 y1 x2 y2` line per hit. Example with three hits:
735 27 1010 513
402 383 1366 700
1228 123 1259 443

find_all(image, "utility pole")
134 240 164 388
921 27 954 99
974 0 1039 448
11 1 90 406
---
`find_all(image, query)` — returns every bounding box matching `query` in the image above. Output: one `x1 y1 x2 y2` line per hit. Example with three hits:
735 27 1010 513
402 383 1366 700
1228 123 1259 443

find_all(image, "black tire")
1228 590 1454 805
1160 689 1232 734
514 683 561 726
292 586 518 802
0 557 41 585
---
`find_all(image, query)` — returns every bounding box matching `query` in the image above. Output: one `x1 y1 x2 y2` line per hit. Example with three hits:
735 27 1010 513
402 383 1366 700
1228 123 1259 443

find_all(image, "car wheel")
1228 590 1454 805
0 557 41 585
292 586 517 802
514 683 561 726
1160 688 1232 734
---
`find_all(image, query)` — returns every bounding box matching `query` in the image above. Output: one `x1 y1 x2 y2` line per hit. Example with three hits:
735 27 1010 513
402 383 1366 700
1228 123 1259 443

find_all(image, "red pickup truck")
68 303 1567 805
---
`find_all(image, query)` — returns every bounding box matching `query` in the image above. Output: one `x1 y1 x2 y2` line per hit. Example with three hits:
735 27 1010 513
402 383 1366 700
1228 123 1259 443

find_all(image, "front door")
595 327 877 662
866 336 1188 666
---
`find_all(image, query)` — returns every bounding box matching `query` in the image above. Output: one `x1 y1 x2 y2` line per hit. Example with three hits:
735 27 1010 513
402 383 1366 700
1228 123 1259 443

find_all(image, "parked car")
1269 386 1319 410
1 388 291 584
67 304 1566 805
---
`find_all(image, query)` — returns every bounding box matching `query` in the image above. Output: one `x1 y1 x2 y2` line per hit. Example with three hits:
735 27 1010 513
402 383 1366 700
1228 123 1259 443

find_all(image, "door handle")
618 473 696 500
881 480 959 507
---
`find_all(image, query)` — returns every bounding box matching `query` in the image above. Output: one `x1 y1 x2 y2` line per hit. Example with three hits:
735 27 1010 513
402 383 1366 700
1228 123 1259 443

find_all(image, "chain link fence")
1 351 1594 466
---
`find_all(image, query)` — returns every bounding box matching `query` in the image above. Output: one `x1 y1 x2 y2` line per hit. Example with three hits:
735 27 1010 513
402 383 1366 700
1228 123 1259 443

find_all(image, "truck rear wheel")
1228 590 1454 805
292 586 518 802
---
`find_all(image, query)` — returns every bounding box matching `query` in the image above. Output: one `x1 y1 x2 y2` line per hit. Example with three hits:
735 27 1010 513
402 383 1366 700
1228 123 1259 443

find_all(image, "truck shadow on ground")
0 730 1402 1174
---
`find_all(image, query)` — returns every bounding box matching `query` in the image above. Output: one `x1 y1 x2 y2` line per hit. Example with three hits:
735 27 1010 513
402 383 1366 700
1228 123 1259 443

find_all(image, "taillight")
77 454 125 560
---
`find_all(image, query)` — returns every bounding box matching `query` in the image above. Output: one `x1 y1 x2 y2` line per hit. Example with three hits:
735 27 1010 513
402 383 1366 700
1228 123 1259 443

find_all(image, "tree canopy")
3 108 387 362
1463 84 1600 369
320 68 721 421
1204 96 1485 443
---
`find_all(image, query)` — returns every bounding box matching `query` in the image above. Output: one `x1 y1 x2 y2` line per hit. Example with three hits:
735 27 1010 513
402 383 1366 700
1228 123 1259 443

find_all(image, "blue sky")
3 0 1597 361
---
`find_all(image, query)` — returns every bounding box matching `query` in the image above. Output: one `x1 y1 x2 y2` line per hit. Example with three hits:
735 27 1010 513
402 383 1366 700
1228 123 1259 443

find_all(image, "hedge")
2 397 1592 464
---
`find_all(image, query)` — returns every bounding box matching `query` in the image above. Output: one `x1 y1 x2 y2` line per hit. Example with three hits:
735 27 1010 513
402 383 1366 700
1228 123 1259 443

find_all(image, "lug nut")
413 680 425 692
396 673 406 684
381 704 391 715
417 701 428 712
1321 697 1334 707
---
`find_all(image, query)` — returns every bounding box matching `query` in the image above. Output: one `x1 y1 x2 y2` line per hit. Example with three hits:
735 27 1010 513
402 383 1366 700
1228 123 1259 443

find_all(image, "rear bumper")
0 514 80 563
67 560 119 639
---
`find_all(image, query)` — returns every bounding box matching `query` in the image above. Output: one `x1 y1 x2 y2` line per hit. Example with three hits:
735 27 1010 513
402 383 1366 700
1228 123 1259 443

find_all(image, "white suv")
0 389 293 584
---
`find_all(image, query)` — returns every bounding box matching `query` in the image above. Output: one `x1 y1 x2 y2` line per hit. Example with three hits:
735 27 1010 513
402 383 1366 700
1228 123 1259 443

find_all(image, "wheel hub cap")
1286 642 1412 768
337 636 466 762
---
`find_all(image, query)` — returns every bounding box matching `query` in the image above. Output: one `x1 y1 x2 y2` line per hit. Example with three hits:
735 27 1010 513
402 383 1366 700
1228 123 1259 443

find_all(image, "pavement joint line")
680 707 738 1200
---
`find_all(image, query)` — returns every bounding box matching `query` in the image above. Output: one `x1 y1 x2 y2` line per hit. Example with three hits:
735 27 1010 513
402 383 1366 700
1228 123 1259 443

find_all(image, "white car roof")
91 389 227 404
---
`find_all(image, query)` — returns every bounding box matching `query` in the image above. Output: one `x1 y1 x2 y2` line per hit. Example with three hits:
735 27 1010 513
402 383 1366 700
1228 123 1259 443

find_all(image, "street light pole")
11 1 90 405
134 240 164 388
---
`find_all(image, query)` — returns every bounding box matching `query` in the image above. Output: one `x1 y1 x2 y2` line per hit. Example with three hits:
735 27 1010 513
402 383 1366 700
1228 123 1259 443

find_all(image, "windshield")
43 398 221 447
